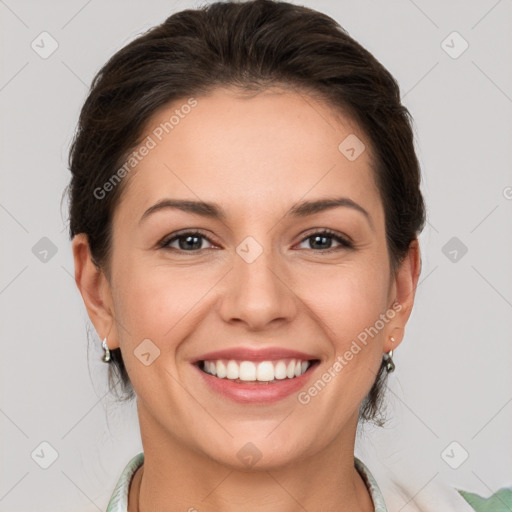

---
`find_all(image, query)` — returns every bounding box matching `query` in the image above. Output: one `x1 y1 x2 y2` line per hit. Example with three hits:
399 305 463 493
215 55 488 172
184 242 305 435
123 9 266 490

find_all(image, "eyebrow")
139 197 373 229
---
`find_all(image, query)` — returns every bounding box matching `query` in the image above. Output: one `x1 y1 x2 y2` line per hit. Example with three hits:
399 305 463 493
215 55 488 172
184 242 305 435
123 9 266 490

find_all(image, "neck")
129 404 374 512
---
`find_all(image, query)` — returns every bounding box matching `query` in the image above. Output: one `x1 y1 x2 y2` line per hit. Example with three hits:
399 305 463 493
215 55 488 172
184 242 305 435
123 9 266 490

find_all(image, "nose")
217 241 298 331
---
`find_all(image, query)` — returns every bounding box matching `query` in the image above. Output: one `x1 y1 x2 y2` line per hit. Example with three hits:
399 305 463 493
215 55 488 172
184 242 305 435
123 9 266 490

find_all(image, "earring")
383 336 395 373
102 337 111 363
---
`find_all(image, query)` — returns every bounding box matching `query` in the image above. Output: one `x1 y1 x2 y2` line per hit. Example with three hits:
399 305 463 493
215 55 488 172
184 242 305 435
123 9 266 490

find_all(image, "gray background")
1 0 511 510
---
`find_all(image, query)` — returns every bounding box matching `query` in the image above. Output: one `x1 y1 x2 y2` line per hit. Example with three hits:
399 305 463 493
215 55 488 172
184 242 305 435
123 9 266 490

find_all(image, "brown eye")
297 230 353 251
160 231 215 252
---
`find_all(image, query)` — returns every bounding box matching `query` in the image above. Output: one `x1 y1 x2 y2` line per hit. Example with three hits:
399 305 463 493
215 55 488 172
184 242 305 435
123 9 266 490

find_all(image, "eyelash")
159 229 354 253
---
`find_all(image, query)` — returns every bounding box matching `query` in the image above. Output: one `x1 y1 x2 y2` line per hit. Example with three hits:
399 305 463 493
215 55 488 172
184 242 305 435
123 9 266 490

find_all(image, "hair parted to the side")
67 0 425 426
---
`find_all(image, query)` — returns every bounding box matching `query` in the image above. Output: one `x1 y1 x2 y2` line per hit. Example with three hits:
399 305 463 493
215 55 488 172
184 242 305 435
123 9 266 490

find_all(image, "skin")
73 87 421 512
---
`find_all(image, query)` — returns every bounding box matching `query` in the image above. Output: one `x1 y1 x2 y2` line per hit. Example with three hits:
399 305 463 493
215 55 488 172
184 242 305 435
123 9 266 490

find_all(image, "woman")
67 1 491 510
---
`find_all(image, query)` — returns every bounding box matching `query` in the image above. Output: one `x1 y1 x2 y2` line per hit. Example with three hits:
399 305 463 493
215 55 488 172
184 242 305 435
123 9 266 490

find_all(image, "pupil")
180 235 201 250
311 235 331 250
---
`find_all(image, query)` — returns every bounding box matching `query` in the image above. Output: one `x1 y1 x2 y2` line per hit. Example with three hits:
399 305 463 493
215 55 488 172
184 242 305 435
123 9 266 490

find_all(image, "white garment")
358 454 477 512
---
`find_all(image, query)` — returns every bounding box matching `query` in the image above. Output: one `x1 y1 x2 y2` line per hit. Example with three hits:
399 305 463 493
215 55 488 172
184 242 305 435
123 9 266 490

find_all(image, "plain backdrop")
1 0 511 511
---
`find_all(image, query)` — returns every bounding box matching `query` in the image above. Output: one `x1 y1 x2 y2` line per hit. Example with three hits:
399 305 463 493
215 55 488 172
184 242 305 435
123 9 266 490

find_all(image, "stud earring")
102 337 111 363
383 336 395 373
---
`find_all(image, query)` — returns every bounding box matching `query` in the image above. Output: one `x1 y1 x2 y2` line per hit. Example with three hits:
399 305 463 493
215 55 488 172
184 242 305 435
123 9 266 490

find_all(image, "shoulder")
356 455 484 512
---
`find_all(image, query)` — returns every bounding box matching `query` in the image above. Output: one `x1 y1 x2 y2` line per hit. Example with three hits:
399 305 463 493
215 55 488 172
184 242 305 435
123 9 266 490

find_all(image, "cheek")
289 266 389 435
112 257 216 343
299 262 390 403
297 260 390 341
341 274 389 332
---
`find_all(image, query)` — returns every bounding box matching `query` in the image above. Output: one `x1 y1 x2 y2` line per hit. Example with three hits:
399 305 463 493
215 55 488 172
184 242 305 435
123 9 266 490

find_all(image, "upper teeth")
202 359 311 381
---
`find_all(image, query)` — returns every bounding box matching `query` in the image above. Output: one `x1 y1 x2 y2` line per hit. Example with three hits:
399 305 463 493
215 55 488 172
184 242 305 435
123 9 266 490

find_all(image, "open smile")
192 357 321 403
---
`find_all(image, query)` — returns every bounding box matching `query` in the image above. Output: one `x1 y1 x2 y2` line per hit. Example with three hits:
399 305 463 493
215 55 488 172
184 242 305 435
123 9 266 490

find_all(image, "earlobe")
384 239 422 352
71 233 119 350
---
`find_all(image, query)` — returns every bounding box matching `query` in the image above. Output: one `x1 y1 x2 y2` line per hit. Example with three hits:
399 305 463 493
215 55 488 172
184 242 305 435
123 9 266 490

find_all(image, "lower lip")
193 361 319 404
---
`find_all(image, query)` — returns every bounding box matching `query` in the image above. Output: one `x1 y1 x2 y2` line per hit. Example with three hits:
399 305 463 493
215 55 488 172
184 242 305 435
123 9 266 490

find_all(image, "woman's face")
76 87 418 469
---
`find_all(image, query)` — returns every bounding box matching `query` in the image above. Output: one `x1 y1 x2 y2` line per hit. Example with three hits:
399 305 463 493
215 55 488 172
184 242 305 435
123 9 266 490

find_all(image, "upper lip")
191 347 319 364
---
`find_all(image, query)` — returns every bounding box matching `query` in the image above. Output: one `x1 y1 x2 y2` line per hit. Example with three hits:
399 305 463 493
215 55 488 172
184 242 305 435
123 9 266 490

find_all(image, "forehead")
116 87 383 224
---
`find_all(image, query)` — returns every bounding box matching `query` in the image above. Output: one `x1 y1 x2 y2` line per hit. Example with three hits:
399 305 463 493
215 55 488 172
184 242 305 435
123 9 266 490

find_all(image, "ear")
383 238 422 352
72 233 120 350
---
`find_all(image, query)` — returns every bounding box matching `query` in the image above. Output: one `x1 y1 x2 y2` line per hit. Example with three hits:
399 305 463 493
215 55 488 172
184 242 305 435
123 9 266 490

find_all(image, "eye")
297 229 353 252
159 228 353 254
159 230 216 252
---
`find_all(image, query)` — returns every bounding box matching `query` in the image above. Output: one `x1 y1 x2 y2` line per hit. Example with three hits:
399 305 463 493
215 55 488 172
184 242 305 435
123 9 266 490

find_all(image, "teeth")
274 361 287 380
226 360 239 379
256 361 274 381
239 361 256 381
216 360 227 378
201 358 312 382
286 360 295 378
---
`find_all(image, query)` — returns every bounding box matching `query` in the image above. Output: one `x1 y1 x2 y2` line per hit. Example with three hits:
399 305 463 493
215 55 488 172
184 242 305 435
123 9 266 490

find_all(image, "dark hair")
67 0 425 426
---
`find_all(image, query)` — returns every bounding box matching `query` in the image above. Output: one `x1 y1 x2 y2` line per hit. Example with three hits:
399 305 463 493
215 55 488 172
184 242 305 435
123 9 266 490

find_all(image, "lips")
191 347 319 364
190 346 321 403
